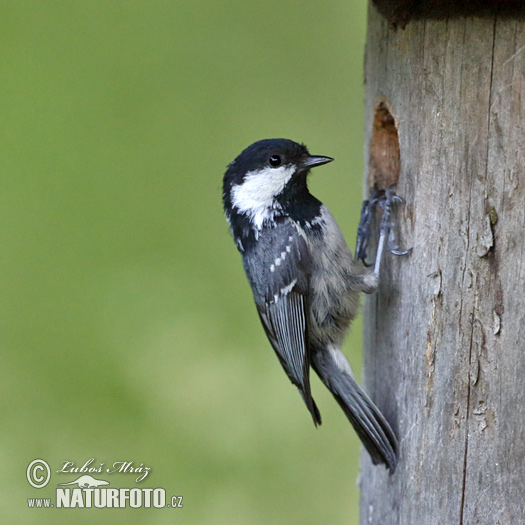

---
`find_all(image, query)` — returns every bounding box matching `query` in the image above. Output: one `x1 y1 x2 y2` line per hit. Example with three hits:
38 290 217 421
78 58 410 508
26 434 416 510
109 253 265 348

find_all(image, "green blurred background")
1 1 369 523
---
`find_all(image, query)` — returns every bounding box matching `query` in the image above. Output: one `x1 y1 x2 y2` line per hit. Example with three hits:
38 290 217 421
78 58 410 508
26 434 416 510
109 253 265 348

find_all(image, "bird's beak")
301 155 334 169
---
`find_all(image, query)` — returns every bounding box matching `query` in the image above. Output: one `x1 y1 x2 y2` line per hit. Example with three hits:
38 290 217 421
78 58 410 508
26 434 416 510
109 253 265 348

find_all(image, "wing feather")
243 220 321 425
257 290 321 426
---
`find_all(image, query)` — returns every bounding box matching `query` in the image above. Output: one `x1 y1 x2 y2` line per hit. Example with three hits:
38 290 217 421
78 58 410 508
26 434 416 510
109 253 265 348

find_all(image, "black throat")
276 172 323 228
226 172 323 254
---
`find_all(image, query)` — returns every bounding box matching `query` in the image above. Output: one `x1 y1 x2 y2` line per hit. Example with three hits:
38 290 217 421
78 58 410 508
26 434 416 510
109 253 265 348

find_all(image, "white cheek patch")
231 165 295 229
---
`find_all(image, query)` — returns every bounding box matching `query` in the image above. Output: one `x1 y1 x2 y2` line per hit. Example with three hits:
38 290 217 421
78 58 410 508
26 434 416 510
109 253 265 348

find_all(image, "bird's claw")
354 190 383 264
380 186 410 258
390 246 412 256
354 184 411 272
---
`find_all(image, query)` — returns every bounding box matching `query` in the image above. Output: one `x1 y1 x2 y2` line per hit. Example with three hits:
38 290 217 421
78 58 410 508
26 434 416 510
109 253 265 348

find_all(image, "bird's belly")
308 270 360 347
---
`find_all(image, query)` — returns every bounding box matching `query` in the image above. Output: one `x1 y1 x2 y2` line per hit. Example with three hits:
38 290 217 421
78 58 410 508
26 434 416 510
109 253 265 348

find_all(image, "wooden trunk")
360 5 525 524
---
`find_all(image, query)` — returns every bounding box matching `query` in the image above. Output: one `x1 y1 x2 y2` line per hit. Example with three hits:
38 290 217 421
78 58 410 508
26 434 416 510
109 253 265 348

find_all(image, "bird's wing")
256 290 321 425
243 221 321 425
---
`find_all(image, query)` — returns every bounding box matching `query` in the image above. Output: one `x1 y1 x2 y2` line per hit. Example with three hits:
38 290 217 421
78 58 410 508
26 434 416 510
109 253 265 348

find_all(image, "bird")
222 138 401 471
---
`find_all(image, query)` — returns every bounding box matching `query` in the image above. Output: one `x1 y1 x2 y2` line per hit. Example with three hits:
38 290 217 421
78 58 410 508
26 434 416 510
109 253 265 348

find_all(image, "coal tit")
223 138 402 471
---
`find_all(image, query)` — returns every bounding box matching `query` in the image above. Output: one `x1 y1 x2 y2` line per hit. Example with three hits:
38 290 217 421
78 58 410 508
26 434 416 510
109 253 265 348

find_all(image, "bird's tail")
311 346 398 472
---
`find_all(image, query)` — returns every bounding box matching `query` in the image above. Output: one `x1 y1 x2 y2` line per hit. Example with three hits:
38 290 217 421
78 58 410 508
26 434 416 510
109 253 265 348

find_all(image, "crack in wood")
459 14 499 525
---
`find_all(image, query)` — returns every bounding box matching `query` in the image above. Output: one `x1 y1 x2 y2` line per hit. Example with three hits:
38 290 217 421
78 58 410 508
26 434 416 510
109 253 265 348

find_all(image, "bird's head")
223 138 333 229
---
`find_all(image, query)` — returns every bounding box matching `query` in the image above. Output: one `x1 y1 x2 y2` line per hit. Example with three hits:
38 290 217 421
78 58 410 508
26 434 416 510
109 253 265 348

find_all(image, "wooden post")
360 4 525 524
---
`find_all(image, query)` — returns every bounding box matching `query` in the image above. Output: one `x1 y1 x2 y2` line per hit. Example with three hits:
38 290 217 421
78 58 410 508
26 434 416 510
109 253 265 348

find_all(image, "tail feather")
311 347 398 472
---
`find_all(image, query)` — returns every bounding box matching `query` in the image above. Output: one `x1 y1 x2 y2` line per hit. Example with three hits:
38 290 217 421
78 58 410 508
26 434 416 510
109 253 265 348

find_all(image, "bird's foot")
355 185 411 274
354 190 383 265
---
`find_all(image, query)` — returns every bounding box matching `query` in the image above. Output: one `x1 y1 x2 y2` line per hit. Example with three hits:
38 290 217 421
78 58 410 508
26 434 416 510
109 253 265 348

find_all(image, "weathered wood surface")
371 0 525 29
360 5 525 524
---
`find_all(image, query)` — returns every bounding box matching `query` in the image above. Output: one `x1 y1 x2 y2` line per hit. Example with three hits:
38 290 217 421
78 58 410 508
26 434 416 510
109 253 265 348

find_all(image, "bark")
360 5 525 524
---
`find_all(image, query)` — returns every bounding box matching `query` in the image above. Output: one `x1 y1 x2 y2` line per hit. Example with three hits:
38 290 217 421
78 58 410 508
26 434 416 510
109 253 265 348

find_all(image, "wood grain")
360 5 525 524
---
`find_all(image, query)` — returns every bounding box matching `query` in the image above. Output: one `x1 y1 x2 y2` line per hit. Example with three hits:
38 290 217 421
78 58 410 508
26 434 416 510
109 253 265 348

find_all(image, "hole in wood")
369 101 400 190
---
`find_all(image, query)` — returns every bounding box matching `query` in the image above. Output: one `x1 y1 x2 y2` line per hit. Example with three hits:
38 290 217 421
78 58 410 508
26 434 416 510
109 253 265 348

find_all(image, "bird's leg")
355 185 410 273
354 190 383 265
373 185 411 276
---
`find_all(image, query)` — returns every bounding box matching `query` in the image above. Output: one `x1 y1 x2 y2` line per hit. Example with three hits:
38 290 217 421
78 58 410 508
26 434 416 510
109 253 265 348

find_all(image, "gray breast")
303 205 361 347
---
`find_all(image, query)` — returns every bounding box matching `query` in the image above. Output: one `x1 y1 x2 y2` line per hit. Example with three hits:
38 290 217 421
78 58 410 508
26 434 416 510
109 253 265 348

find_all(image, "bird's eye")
268 155 282 168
